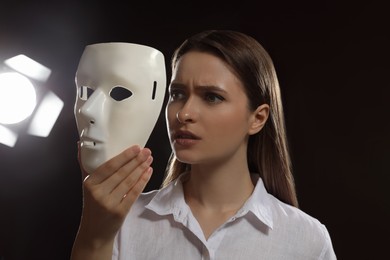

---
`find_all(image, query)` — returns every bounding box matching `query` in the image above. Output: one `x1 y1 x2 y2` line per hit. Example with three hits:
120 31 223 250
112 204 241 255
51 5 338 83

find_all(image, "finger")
122 167 153 206
87 145 142 185
98 148 152 195
110 155 153 201
121 155 153 191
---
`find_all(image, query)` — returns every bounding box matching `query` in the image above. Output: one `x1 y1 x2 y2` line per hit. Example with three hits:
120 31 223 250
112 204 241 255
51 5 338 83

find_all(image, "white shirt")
113 174 336 260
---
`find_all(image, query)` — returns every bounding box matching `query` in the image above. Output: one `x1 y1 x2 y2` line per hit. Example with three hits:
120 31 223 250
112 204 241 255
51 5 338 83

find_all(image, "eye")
204 92 224 103
79 86 94 101
110 86 133 101
169 89 186 101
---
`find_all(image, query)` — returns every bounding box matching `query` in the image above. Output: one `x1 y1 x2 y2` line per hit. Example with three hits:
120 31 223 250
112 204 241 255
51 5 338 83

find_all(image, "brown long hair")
161 30 298 207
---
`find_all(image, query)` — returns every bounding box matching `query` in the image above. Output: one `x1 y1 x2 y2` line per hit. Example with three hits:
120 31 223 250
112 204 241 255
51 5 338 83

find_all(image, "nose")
78 90 105 125
176 111 191 124
175 98 198 124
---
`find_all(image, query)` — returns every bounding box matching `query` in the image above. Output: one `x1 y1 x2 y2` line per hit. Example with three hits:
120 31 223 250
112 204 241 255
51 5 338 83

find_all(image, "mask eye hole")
110 86 133 101
79 86 94 100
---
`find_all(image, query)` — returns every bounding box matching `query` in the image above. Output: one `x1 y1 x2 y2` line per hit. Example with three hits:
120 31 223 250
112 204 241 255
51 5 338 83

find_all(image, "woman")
71 30 336 259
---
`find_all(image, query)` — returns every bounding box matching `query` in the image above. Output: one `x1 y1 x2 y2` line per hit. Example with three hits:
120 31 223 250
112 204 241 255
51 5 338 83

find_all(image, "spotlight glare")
4 54 51 82
0 72 37 124
0 125 18 147
27 91 64 137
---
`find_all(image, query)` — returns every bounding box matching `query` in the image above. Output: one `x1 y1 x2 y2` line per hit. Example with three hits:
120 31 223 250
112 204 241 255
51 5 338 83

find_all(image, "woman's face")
166 51 259 165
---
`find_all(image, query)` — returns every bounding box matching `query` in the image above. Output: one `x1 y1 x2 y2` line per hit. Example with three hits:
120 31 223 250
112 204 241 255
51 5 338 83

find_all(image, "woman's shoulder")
269 194 328 233
269 194 334 248
253 177 330 237
262 194 335 257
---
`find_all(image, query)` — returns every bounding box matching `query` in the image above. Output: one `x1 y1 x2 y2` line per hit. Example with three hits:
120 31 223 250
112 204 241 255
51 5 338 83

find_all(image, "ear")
248 104 269 135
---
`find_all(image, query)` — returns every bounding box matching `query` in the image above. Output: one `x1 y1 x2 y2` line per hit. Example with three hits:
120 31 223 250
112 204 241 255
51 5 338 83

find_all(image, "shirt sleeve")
319 225 337 260
112 234 119 260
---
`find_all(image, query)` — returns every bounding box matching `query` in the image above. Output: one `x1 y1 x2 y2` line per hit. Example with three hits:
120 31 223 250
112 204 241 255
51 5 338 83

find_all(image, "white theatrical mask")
74 42 166 173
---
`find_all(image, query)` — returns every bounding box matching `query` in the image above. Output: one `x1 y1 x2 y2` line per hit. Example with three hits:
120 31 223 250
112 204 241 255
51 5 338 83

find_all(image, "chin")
82 163 96 174
174 152 209 166
81 150 106 174
174 152 197 164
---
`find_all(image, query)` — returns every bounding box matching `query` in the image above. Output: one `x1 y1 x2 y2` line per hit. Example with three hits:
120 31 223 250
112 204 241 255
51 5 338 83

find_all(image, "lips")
173 130 201 140
172 130 201 146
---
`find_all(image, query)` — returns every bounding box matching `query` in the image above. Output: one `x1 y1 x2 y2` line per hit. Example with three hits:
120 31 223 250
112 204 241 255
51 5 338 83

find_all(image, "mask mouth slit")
83 140 96 146
152 81 157 100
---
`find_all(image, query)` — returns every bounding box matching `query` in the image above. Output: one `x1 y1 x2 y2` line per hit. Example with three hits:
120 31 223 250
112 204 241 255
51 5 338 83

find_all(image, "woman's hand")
71 144 153 260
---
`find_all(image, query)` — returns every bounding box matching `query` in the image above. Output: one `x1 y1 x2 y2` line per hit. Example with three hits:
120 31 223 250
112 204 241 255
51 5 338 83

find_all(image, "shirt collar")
242 175 274 229
145 173 189 221
145 173 274 229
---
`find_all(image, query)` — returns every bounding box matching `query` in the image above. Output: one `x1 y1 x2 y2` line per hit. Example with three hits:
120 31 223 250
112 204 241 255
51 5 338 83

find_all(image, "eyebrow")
170 82 228 94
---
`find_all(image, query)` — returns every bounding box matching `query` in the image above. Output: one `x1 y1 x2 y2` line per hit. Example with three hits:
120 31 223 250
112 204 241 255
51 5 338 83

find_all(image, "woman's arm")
70 145 153 260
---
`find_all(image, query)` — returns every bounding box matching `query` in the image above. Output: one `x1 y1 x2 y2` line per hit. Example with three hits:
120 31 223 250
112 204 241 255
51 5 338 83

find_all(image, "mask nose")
77 90 105 125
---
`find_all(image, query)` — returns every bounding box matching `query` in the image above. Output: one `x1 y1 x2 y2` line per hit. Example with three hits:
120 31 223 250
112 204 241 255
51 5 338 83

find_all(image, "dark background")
0 1 389 259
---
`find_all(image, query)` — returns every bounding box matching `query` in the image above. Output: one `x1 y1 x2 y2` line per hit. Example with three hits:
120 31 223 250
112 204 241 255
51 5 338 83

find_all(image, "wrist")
71 232 115 260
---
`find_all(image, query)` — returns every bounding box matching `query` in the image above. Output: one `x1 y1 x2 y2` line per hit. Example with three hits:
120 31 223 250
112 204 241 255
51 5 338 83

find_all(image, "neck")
183 155 254 212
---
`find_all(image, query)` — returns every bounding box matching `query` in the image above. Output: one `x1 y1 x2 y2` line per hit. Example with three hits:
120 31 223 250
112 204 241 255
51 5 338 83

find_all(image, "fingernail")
147 156 153 164
141 148 152 157
147 167 153 178
132 145 141 153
